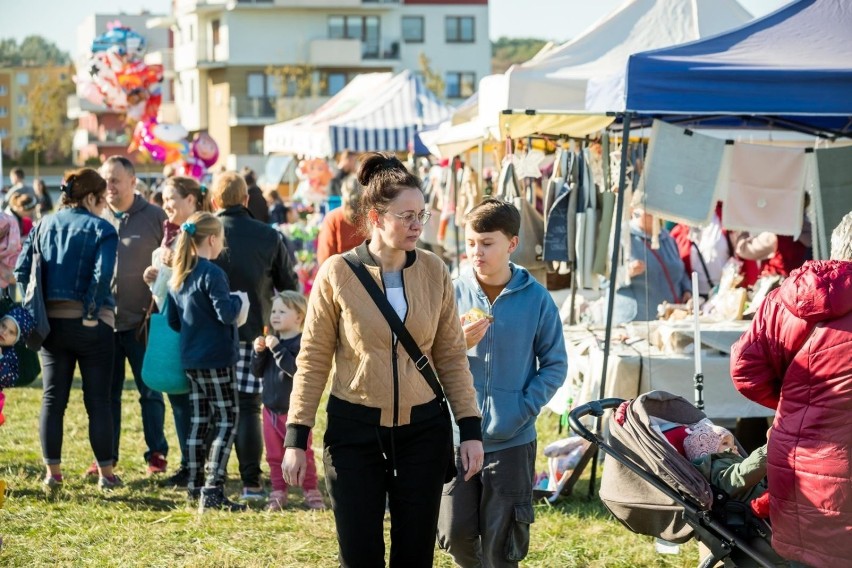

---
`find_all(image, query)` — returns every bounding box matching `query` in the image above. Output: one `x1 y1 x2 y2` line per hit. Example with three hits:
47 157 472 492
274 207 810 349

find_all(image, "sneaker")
147 453 168 475
84 461 99 478
186 487 201 504
43 475 63 496
304 489 326 511
240 486 266 502
199 487 247 513
267 490 287 512
166 467 191 488
98 475 124 491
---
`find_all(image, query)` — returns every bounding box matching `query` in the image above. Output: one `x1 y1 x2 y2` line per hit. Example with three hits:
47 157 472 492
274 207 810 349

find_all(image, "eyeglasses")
389 211 432 225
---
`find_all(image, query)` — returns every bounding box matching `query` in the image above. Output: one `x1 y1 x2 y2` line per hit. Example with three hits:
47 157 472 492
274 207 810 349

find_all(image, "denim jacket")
15 208 118 322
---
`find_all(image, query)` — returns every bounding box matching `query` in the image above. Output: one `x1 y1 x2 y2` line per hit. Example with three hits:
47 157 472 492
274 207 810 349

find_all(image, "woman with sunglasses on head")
283 152 483 567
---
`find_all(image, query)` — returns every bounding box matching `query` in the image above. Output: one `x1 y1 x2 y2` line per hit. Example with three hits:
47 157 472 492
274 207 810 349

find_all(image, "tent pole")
588 112 632 498
477 141 484 194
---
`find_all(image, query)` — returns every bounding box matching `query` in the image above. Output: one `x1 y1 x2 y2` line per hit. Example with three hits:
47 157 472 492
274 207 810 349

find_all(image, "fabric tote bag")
498 159 546 272
141 303 188 395
21 224 50 351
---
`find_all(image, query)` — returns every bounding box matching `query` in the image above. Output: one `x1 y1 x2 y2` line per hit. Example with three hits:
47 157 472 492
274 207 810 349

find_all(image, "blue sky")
2 0 790 58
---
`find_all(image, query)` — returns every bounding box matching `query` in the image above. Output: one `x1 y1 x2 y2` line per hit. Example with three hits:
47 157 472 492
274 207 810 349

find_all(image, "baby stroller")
569 390 784 568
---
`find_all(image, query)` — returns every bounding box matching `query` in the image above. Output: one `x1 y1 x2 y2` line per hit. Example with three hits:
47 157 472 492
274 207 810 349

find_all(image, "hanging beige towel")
722 144 807 236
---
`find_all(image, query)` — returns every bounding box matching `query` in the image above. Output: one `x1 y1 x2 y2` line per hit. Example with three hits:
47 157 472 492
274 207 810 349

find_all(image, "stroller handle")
568 398 625 443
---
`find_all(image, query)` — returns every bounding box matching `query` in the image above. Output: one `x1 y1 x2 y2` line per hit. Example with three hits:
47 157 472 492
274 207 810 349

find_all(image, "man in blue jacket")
438 198 568 567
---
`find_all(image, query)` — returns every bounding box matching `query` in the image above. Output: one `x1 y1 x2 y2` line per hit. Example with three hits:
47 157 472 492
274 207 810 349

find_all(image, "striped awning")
328 70 453 155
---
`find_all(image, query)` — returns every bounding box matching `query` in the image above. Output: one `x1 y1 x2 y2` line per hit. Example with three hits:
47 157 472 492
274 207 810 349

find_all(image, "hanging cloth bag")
498 158 546 272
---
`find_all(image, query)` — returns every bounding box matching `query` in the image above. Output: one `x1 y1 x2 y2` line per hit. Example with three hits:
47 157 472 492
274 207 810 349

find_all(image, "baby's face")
0 317 18 347
718 433 738 455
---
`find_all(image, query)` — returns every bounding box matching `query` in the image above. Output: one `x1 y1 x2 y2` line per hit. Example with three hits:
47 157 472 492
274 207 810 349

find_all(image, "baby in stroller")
575 391 787 568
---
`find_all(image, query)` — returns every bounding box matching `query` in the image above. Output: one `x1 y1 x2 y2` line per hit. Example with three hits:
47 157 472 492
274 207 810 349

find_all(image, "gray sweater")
103 194 167 332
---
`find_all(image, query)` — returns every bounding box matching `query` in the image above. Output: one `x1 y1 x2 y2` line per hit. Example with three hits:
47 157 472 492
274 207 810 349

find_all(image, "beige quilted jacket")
288 244 480 430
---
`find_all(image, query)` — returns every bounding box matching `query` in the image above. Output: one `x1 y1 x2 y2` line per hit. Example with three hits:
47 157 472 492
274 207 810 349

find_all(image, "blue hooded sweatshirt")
454 263 568 453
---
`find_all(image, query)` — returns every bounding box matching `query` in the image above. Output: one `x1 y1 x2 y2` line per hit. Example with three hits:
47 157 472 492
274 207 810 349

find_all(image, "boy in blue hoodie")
437 198 568 567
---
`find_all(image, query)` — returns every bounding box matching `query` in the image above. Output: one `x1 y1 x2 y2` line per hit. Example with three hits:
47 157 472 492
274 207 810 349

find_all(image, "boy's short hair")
273 290 308 328
465 198 521 238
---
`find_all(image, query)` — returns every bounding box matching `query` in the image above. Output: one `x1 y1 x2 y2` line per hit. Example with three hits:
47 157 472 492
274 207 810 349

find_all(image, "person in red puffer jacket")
730 212 852 568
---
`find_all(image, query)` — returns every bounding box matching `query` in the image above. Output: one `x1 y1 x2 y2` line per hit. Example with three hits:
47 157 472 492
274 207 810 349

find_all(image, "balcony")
309 38 400 67
230 95 276 126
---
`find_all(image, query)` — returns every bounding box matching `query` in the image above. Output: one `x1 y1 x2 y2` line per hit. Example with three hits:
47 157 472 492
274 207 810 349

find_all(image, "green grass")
0 378 700 567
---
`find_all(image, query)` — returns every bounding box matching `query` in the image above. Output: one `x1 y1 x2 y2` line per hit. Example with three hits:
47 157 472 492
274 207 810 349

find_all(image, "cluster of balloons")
130 121 220 178
75 22 219 180
75 24 163 123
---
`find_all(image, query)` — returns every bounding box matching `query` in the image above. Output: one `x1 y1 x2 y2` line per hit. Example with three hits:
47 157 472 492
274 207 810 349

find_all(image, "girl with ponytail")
165 211 246 512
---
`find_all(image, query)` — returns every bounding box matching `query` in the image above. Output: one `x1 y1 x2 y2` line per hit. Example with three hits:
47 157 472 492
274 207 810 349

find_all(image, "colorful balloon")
191 132 219 167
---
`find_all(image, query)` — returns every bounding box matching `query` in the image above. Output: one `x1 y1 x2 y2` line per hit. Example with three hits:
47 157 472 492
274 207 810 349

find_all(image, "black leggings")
40 318 115 466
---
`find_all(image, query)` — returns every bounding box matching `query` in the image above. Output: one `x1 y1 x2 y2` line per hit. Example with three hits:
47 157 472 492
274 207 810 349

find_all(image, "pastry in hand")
464 307 494 324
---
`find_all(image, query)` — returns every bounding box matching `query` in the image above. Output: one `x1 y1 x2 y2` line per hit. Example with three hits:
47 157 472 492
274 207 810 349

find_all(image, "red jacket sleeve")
730 291 811 410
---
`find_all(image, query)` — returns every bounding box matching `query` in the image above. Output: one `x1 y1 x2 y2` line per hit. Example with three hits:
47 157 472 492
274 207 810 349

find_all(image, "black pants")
324 409 452 568
233 391 263 488
40 318 115 466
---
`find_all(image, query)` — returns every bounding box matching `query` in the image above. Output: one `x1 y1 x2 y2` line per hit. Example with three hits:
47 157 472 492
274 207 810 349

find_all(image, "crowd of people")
0 152 571 568
1 147 850 568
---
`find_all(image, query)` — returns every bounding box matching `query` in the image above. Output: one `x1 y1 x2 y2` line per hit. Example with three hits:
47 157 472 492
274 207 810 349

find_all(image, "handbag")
342 251 458 483
141 301 189 395
0 289 41 387
21 223 50 351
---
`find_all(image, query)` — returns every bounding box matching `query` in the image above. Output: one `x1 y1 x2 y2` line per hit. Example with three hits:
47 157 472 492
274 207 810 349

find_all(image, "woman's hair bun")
357 153 404 187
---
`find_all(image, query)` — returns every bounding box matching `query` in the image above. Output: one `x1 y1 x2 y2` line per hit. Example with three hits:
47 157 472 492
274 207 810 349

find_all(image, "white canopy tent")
502 0 752 136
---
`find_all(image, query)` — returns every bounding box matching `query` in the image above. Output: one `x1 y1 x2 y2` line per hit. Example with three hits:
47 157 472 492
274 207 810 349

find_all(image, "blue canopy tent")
585 0 852 502
623 0 852 135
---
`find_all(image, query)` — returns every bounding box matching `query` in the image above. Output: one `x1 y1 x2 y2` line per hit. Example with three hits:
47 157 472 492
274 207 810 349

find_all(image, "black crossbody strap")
342 251 446 404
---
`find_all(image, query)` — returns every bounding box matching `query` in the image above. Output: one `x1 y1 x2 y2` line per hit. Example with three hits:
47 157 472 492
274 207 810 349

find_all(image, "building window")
328 15 380 58
445 72 475 98
323 72 348 96
247 72 277 98
0 107 6 118
17 117 27 129
0 129 7 138
446 16 474 43
16 94 26 105
402 16 424 43
0 85 6 96
187 23 195 43
16 72 29 86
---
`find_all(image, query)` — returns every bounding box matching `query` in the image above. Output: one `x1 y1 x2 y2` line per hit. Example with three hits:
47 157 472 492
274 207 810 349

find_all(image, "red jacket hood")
778 260 852 322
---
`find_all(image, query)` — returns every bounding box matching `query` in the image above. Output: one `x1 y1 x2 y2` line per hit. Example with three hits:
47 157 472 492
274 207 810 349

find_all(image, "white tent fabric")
264 73 393 157
504 0 753 115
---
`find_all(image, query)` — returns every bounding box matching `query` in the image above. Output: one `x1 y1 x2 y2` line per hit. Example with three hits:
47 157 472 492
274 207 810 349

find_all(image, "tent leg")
588 113 632 498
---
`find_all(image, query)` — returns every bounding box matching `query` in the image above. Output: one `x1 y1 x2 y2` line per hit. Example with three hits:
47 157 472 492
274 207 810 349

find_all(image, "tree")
491 37 549 74
0 35 70 67
266 64 326 122
24 71 75 172
418 53 445 100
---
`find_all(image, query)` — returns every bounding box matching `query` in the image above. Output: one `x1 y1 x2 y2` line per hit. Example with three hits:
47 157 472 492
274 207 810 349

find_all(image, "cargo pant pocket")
505 502 534 562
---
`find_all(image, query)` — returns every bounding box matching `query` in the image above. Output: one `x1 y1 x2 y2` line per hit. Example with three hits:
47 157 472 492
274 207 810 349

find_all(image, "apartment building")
69 13 172 164
0 66 71 159
149 0 490 170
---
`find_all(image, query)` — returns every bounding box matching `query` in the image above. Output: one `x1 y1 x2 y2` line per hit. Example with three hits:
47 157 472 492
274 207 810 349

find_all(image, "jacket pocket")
505 502 534 562
483 389 528 441
345 356 367 392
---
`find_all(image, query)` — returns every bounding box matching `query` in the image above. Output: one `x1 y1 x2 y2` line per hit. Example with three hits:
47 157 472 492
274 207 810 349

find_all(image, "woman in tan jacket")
283 153 483 567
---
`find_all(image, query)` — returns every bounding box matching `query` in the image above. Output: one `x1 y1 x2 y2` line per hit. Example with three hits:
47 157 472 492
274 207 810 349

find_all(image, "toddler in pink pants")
251 291 324 511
